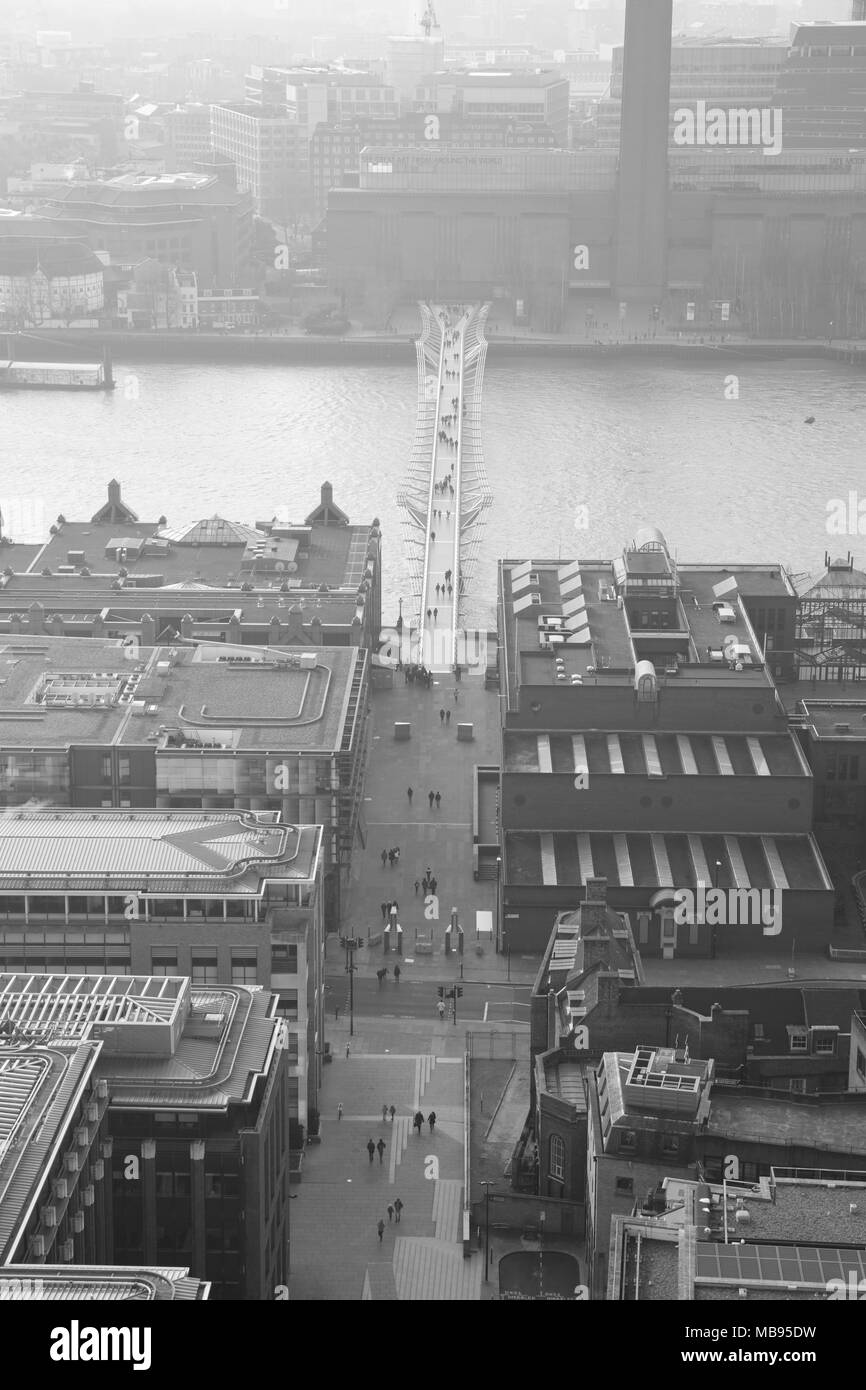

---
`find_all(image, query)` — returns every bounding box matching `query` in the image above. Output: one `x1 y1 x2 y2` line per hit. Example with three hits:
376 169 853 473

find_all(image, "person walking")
393 964 401 983
426 608 432 620
428 1111 437 1134
437 999 446 1020
439 707 445 723
413 1110 424 1136
434 792 441 810
446 709 451 725
382 1103 388 1123
428 790 435 809
346 1042 351 1059
430 876 438 894
433 607 438 621
377 1219 385 1243
387 1203 395 1223
394 1197 404 1223
367 1139 376 1164
377 1138 386 1164
381 901 388 923
381 848 388 868
388 848 395 867
414 879 420 895
453 688 458 703
338 1102 343 1121
389 1104 396 1122
407 787 413 804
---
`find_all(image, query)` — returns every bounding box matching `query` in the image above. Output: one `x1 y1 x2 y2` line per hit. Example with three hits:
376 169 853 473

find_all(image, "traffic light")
355 937 364 950
438 986 445 999
456 987 463 998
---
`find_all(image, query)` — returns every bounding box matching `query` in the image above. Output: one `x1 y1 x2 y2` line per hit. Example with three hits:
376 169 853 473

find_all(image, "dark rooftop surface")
801 700 866 739
500 557 779 707
706 1093 866 1155
504 830 831 891
0 634 362 752
503 729 806 776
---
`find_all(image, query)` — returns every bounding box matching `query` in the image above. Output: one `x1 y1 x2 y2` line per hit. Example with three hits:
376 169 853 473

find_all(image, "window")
615 1177 634 1194
151 950 178 976
789 1028 808 1052
231 950 258 985
789 1078 807 1094
619 1130 636 1153
100 755 112 780
549 1134 564 1181
661 1133 679 1155
272 942 298 974
278 989 299 1019
814 1035 836 1056
190 950 219 984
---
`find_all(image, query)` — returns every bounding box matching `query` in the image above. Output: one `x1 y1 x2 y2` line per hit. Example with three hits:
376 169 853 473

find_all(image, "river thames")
0 352 862 626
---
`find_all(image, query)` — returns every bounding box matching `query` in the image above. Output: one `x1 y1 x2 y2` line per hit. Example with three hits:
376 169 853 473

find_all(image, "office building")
411 69 570 144
0 478 383 656
597 36 788 149
30 173 253 289
774 21 866 149
210 103 309 219
311 111 557 217
162 104 213 173
496 531 832 956
0 973 293 1298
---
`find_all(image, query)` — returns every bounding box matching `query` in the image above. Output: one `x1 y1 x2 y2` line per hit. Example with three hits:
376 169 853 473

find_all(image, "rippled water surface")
1 353 862 626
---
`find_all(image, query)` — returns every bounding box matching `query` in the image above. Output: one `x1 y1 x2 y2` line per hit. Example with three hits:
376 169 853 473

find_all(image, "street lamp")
480 1180 494 1281
495 856 502 955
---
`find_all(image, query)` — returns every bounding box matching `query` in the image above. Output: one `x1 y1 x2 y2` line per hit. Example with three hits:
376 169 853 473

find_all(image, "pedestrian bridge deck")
398 302 492 673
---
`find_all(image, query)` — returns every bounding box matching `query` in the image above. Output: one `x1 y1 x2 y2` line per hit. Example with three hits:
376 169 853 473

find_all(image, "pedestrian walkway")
397 301 492 673
342 666 530 982
290 1023 482 1300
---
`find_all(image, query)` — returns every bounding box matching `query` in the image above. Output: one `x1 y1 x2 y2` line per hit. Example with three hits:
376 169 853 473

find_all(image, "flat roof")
0 634 362 752
706 1092 866 1154
0 810 321 893
0 973 283 1112
19 509 376 593
0 1265 211 1299
800 700 866 740
504 830 832 892
499 558 779 705
504 729 807 776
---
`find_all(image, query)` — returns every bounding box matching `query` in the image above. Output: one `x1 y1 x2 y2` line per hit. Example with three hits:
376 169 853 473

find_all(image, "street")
325 973 531 1024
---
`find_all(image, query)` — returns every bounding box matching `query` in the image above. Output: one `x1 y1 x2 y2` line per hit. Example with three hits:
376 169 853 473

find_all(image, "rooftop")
0 1039 100 1262
0 1265 211 1299
706 1091 866 1156
799 700 866 741
504 830 832 892
0 809 321 893
0 972 285 1111
499 551 785 706
504 729 807 776
0 633 364 753
0 481 379 626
